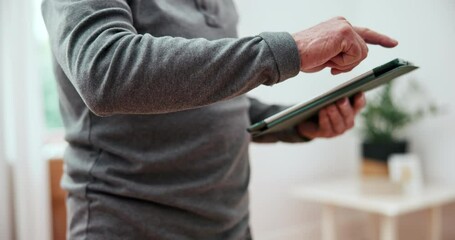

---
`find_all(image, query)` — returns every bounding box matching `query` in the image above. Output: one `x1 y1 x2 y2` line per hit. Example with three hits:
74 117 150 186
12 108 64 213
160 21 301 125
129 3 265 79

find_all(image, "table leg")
430 206 442 240
322 205 336 240
380 215 397 240
368 213 379 240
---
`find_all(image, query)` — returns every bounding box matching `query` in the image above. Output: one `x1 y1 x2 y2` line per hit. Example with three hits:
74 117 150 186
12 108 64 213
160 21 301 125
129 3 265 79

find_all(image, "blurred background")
1 0 454 240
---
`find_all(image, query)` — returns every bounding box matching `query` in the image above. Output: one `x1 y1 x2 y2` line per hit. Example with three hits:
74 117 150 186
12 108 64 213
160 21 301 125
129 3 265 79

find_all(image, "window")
33 0 64 131
39 42 64 129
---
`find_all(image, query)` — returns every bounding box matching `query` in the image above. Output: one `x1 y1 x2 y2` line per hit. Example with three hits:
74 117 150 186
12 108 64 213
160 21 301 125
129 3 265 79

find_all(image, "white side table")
292 178 455 240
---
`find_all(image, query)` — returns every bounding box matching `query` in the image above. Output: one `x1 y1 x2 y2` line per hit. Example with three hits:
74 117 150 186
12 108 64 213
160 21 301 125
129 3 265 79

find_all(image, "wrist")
259 32 301 83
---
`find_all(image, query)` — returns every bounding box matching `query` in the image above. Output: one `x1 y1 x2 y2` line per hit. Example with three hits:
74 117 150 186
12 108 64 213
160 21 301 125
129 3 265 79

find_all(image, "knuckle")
304 132 315 139
320 130 329 137
339 25 352 36
336 128 345 135
358 27 369 35
335 16 346 21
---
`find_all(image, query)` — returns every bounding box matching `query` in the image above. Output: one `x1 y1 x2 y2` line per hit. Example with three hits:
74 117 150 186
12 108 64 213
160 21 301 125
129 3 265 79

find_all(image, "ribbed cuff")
259 32 300 84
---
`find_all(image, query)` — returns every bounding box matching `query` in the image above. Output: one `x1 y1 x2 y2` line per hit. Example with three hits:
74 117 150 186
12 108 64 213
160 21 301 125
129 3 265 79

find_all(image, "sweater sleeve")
248 97 311 143
41 0 300 116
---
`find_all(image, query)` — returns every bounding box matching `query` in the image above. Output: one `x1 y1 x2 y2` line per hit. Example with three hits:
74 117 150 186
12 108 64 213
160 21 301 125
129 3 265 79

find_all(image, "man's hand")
293 17 398 75
297 93 365 139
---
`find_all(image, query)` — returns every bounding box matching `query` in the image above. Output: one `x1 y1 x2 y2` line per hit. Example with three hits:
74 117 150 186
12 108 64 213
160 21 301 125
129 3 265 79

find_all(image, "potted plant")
358 80 438 176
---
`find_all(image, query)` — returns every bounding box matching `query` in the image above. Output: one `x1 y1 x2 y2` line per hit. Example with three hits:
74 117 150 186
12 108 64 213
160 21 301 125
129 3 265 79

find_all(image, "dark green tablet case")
248 58 418 137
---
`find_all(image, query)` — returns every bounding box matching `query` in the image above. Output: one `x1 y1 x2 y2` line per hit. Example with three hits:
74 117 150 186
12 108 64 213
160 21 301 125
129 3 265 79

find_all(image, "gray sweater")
42 0 302 239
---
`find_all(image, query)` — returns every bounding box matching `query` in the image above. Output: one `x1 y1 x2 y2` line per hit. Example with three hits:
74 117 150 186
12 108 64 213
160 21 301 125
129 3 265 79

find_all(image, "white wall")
234 0 455 239
352 0 455 185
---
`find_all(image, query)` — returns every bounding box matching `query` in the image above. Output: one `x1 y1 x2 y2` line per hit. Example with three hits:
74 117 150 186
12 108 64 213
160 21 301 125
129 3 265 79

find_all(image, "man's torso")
55 1 253 239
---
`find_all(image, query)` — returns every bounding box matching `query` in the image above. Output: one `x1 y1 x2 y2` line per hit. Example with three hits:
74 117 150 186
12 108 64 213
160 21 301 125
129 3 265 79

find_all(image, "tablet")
247 58 418 137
